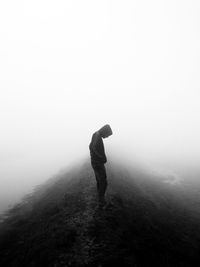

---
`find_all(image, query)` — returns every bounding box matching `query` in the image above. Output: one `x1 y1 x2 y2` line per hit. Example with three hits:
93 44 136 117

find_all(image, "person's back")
89 124 113 207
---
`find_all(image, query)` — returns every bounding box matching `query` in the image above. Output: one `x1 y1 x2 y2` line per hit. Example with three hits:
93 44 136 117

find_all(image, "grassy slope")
0 160 200 267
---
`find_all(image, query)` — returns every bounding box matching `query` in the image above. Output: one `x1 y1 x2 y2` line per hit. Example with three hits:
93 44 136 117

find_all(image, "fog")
1 0 200 214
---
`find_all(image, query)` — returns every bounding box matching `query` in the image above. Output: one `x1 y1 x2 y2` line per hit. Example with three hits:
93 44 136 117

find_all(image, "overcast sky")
0 0 200 213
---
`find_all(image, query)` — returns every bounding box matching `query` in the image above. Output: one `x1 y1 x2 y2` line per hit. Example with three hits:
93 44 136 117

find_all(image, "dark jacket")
89 131 107 165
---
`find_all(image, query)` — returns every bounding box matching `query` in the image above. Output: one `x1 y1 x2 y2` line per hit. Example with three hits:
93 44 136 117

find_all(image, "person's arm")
91 133 107 163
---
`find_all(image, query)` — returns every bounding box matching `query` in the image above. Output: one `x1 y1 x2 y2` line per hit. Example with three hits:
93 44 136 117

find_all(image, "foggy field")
1 1 200 265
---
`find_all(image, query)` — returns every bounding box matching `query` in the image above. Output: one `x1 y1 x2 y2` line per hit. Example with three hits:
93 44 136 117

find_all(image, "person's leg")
98 165 107 202
93 169 100 194
92 164 107 204
92 164 101 198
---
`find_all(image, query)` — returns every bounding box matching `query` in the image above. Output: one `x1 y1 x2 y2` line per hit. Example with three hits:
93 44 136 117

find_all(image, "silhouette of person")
89 124 113 206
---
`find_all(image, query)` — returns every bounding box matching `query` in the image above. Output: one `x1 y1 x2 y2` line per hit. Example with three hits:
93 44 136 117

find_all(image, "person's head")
99 124 113 138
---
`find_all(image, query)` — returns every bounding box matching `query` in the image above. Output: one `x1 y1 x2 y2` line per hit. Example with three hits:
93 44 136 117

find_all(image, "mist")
1 0 200 214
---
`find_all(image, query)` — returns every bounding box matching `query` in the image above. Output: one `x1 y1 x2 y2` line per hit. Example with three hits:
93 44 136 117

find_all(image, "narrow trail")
57 166 123 267
54 167 102 266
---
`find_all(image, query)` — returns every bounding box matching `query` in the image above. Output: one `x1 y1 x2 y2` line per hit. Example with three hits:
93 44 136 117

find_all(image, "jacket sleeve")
90 133 107 163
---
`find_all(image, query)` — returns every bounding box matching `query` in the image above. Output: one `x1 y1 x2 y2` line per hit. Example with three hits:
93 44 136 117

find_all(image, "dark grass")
0 161 200 267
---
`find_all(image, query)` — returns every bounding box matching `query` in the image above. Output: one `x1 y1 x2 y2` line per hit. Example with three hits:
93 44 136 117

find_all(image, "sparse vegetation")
0 160 200 267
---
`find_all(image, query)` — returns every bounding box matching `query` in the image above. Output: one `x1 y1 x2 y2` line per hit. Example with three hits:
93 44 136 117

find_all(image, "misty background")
0 0 200 214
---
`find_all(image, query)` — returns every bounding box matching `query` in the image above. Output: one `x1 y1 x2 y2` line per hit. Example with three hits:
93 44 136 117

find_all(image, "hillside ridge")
0 160 200 267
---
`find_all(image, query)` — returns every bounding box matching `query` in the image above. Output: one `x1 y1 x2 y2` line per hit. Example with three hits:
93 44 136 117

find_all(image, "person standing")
89 124 113 206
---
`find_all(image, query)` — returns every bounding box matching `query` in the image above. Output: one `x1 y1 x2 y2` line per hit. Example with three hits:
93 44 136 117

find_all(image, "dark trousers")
91 163 107 201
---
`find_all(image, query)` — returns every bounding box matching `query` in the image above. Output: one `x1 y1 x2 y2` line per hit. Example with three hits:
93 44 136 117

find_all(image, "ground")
0 160 200 267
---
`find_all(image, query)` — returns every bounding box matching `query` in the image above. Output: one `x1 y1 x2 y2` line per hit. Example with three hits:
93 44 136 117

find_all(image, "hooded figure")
89 124 113 206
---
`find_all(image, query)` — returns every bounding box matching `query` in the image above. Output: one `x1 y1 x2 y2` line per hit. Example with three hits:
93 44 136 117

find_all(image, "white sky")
0 0 200 213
